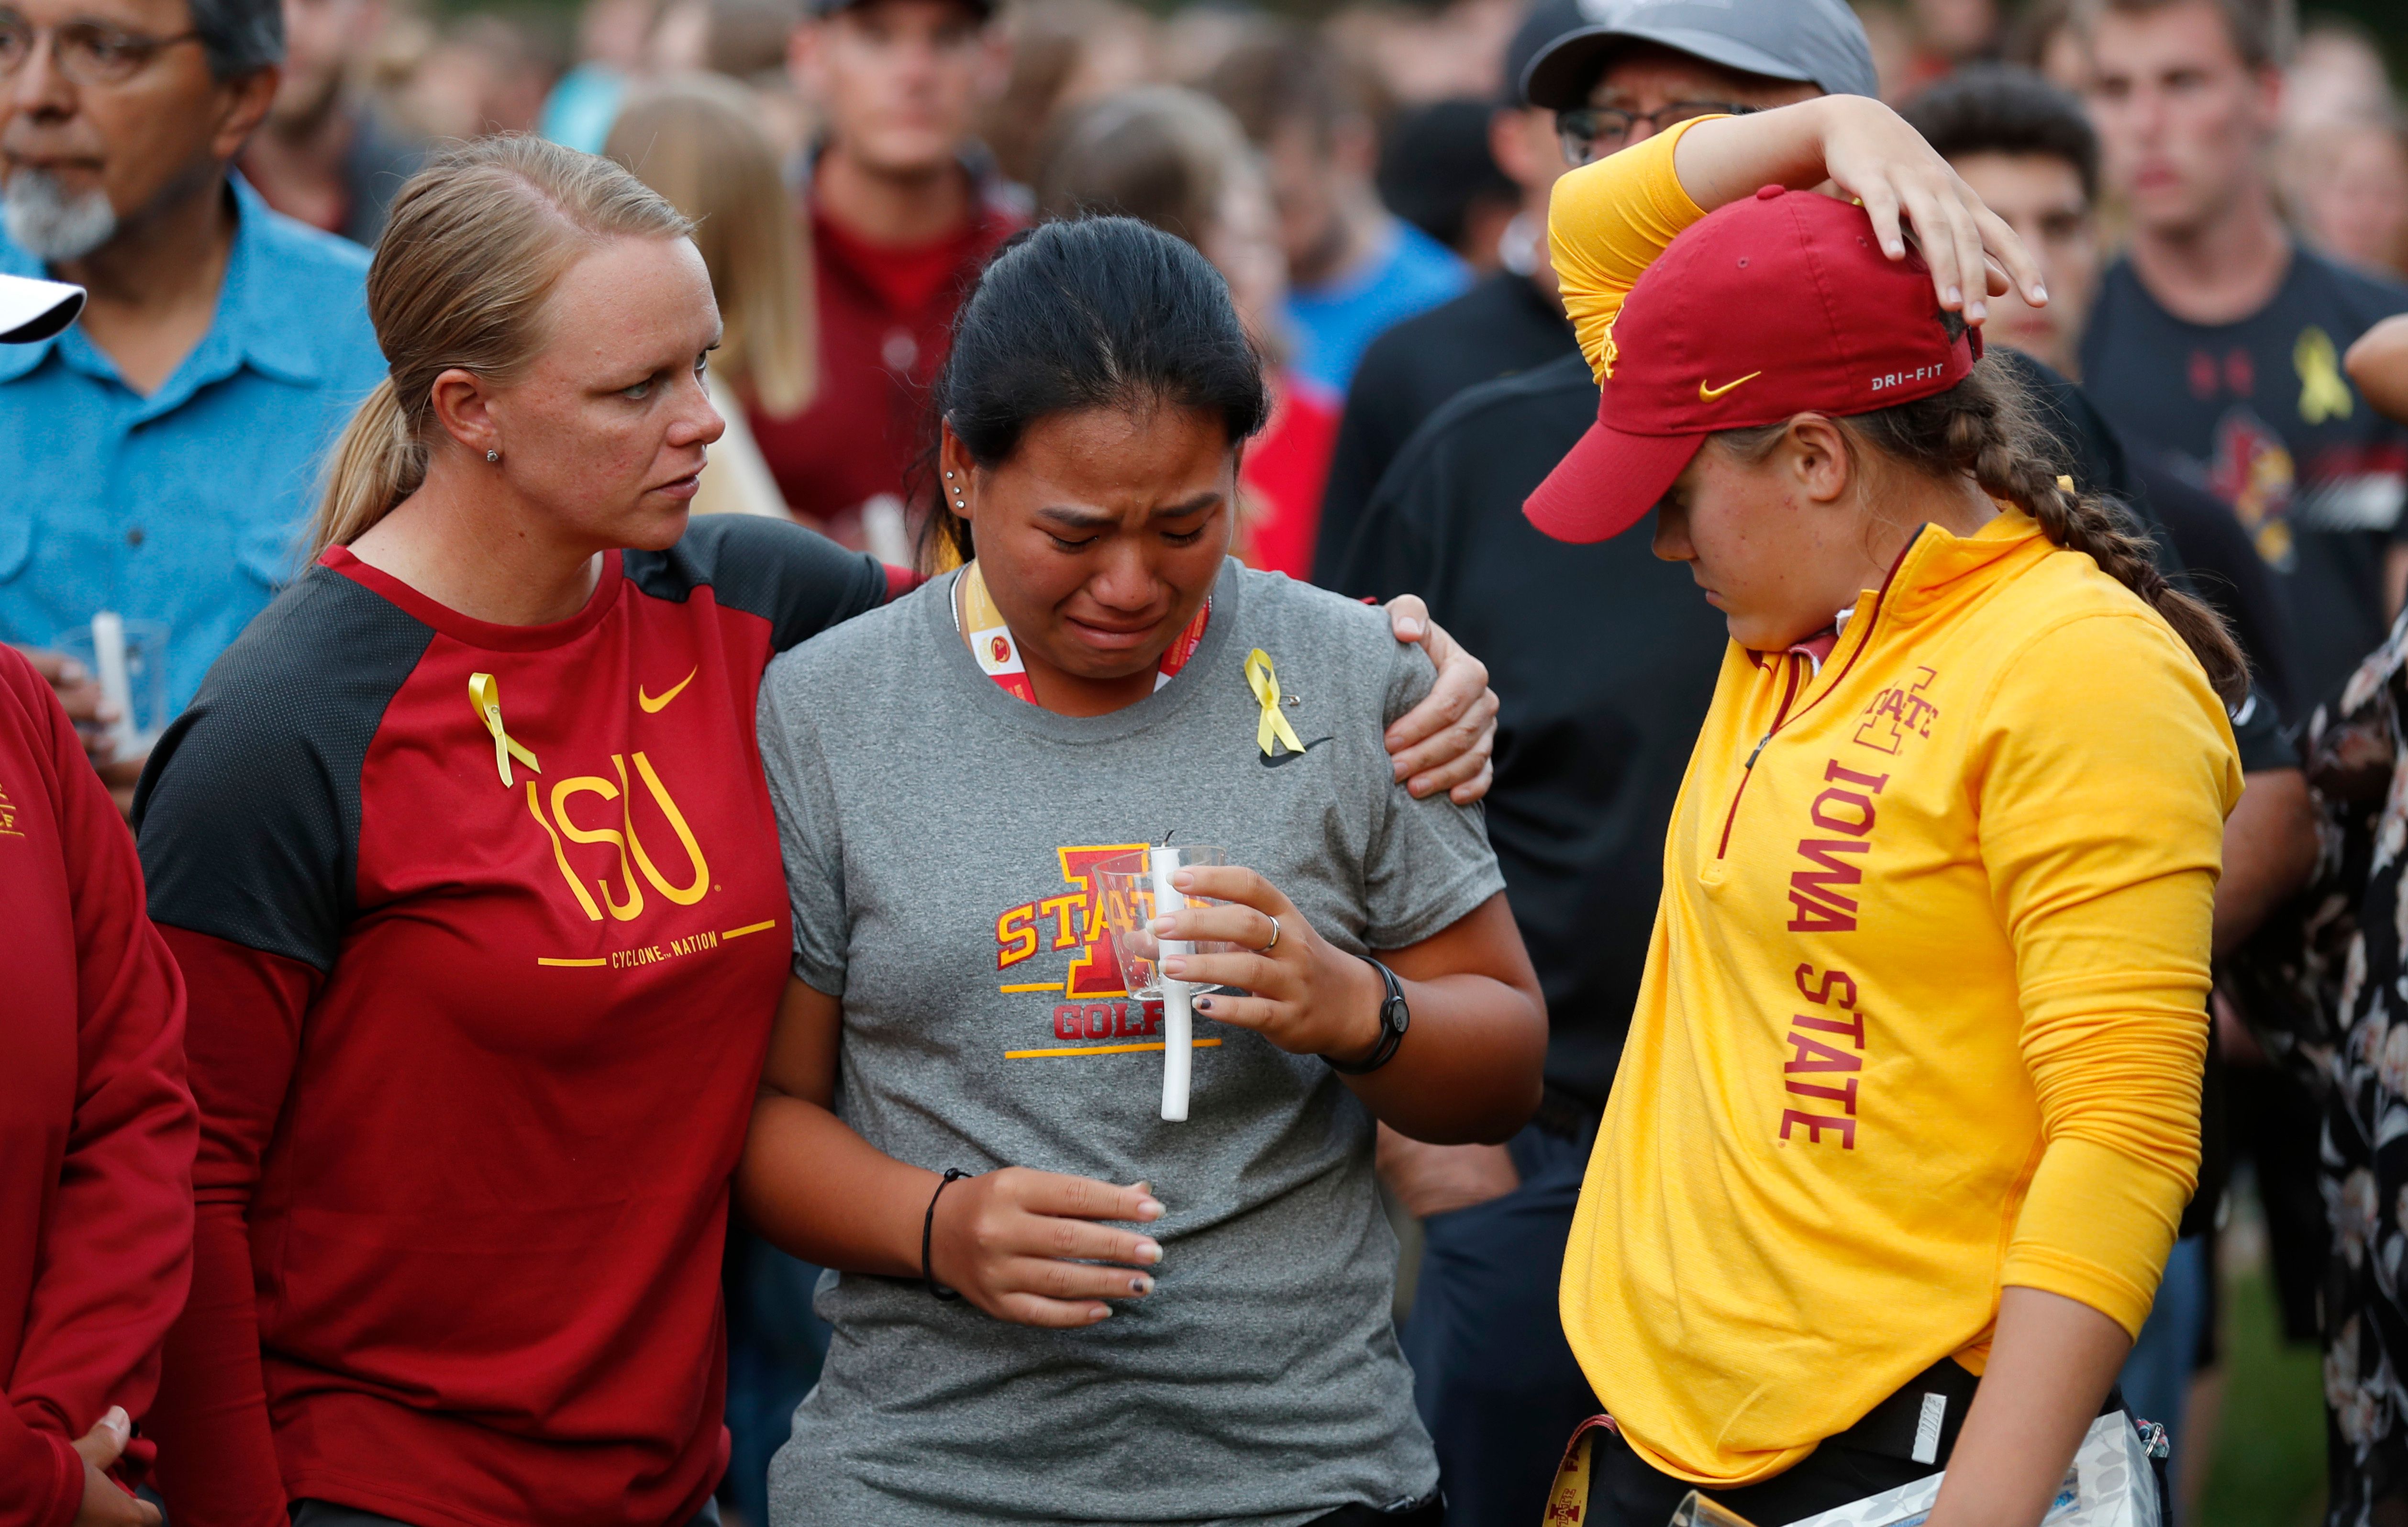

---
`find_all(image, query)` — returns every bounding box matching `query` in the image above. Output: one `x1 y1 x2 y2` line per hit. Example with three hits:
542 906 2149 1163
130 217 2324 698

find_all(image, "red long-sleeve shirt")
133 519 886 1527
0 646 197 1527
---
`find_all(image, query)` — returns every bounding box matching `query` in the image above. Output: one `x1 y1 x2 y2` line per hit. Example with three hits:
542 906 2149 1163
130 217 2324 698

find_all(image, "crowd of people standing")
7 0 2408 1522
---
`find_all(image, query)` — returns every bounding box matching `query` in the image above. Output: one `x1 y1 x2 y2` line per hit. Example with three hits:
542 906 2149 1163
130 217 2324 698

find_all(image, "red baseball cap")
1525 184 1979 544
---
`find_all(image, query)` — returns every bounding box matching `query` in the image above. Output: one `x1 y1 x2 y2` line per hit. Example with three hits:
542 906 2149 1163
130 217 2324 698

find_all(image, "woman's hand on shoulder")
929 1169 1165 1328
1155 865 1389 1065
1380 596 1498 804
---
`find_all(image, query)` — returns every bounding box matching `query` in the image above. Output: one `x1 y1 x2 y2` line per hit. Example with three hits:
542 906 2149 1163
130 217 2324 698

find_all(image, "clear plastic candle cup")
1096 846 1231 1122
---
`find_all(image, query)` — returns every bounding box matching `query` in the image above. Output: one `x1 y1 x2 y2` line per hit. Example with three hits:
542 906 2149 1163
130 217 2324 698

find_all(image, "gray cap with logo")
1520 0 1878 111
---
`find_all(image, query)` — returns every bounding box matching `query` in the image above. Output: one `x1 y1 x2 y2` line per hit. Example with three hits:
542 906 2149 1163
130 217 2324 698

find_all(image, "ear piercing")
487 449 500 464
946 469 965 511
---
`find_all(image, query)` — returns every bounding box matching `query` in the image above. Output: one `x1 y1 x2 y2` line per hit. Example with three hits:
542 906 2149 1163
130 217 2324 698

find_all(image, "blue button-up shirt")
0 176 383 714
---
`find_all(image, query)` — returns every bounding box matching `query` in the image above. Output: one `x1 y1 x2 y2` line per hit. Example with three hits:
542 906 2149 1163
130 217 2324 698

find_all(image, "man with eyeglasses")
1320 5 1874 1527
0 0 382 809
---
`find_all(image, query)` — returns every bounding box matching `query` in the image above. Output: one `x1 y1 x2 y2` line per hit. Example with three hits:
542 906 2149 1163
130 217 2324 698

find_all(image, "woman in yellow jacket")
1529 98 2249 1527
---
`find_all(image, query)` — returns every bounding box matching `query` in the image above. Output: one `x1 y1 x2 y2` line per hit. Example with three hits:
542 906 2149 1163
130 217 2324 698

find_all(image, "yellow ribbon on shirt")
468 672 540 788
2297 326 2354 426
1244 648 1305 759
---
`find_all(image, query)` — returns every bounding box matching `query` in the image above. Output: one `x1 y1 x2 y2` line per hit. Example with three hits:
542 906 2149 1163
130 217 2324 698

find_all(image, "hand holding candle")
1153 864 1389 1070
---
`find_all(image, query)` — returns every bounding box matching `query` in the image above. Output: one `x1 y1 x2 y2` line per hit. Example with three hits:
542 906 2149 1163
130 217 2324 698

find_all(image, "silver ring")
1259 915 1280 955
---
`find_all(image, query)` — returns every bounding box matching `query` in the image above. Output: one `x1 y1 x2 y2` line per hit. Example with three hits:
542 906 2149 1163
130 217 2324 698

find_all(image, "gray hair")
188 0 282 77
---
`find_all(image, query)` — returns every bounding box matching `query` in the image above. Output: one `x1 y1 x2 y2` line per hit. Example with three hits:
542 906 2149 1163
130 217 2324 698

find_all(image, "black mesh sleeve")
133 569 432 971
626 515 888 654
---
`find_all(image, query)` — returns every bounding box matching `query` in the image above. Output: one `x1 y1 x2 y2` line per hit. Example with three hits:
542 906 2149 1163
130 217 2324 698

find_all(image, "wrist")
1322 955 1389 1068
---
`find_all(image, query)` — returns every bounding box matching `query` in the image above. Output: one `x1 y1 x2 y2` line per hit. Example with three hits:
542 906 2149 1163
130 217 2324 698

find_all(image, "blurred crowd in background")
234 0 2407 582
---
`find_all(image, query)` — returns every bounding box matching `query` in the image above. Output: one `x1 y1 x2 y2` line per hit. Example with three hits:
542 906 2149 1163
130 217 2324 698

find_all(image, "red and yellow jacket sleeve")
1547 117 1712 383
1973 613 2242 1337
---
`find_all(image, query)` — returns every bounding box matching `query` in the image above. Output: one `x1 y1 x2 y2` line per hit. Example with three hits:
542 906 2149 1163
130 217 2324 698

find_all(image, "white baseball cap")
0 272 85 344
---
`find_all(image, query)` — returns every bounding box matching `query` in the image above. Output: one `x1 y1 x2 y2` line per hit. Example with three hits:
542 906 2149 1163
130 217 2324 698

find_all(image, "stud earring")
486 449 500 464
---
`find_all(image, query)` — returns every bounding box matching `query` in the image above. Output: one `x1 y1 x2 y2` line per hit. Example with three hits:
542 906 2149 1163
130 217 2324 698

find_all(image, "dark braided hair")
1711 351 2249 703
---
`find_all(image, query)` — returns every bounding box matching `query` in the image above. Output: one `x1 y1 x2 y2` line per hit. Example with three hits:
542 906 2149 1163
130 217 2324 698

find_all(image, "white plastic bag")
1774 1412 2161 1527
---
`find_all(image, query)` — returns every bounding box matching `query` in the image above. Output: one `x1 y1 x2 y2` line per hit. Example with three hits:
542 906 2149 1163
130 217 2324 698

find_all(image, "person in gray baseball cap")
1319 6 1876 1526
1521 0 1878 116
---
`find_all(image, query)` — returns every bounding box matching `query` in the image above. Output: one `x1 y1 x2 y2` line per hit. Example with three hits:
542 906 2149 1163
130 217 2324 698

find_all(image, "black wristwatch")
1325 957 1409 1075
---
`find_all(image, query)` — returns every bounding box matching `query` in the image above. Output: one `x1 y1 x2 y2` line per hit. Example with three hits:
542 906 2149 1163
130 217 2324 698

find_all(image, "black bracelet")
922 1168 972 1301
1325 958 1409 1076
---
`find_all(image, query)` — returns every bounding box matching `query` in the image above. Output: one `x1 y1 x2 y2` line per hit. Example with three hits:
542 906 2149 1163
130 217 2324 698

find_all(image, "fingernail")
1398 618 1424 638
1150 916 1175 934
105 1406 129 1431
1946 286 1962 305
1130 1274 1154 1294
1171 869 1193 888
1091 1305 1112 1321
2031 283 2048 302
60 660 85 681
1137 1197 1164 1219
1192 995 1212 1012
1392 759 1410 779
1135 1238 1163 1262
1967 301 1986 321
1886 240 1903 256
1162 958 1185 977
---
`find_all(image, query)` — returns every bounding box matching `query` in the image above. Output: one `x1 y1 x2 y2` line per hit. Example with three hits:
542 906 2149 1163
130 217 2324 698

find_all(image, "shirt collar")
0 174 326 394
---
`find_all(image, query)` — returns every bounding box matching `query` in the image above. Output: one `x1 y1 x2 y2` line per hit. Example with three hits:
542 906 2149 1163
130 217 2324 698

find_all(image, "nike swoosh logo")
1698 371 1763 401
638 668 698 713
1260 736 1336 769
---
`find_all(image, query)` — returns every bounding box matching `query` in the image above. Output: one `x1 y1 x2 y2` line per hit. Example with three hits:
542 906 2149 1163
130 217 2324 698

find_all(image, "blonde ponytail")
311 379 424 556
309 134 693 557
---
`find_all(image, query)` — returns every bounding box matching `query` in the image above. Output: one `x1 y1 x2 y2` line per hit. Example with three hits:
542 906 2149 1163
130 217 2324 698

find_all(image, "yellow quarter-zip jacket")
1549 124 2247 1488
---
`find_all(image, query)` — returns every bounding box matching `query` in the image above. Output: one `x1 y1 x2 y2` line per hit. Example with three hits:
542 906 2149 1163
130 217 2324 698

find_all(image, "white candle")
90 610 137 758
1150 847 1194 1122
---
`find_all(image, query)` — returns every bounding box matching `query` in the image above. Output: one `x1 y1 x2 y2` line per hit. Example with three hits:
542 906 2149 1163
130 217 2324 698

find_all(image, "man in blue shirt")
0 0 382 801
1206 31 1470 395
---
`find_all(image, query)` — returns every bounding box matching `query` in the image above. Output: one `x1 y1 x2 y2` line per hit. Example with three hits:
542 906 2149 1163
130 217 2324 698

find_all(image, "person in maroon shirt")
755 0 1017 550
0 274 194 1527
132 139 1501 1527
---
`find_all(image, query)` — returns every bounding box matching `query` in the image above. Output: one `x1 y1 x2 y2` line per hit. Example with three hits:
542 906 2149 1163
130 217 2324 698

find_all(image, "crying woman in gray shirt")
743 217 1548 1527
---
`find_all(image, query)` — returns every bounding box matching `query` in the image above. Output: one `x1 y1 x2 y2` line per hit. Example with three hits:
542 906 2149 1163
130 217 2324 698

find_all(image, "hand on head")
1669 95 2049 325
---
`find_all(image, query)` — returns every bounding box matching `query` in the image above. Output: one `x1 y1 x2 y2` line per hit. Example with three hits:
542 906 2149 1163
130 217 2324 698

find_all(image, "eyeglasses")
1557 101 1758 167
0 10 203 85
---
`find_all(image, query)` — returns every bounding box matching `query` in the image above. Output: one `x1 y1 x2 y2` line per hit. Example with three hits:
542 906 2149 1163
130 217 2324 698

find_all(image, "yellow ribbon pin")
2297 326 2354 426
468 672 540 788
1244 648 1306 759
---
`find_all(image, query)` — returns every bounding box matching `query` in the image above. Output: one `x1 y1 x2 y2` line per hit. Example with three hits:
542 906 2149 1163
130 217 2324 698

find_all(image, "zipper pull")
1745 732 1774 769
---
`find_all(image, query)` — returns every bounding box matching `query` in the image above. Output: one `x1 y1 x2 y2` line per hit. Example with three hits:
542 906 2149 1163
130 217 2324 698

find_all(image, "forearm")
1334 963 1545 1144
2212 768 2316 959
734 1091 939 1279
2346 314 2408 423
1670 98 1848 212
1929 1287 2130 1527
147 1204 286 1526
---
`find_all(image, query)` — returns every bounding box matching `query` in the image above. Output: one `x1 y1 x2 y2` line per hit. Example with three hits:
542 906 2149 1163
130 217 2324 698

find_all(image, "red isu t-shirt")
133 518 885 1527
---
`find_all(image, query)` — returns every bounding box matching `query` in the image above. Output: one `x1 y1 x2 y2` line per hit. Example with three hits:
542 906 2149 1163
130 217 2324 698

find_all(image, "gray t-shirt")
755 558 1504 1527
